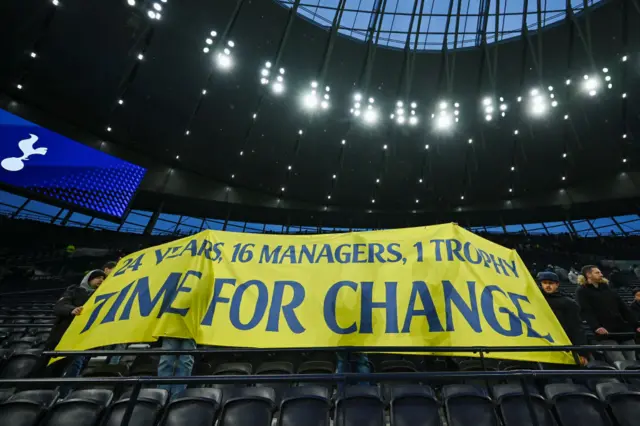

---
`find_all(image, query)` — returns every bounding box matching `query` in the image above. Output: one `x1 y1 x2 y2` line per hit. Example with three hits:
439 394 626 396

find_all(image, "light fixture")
468 138 473 144
514 130 519 135
623 158 628 163
341 140 346 145
252 113 257 119
298 130 303 135
581 75 600 96
137 53 144 60
287 165 292 170
433 100 458 131
327 195 331 200
419 178 423 183
622 93 627 98
382 144 388 150
371 199 375 204
147 10 156 19
509 188 512 193
562 152 567 158
517 96 522 102
332 174 337 179
409 116 418 125
118 99 124 105
460 195 464 200
376 178 380 183
52 0 59 5
424 145 429 150
106 126 112 132
127 0 135 5
16 84 23 90
281 187 285 192
528 88 549 117
231 174 235 178
185 130 190 135
363 108 378 125
623 134 627 139
510 166 515 171
622 55 628 62
561 176 566 181
564 114 569 120
565 79 571 85
175 155 179 160
30 52 37 58
153 2 162 11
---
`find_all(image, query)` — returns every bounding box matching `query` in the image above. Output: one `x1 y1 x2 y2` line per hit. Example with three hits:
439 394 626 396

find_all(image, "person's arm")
565 300 589 346
53 286 78 317
616 293 638 327
575 288 601 331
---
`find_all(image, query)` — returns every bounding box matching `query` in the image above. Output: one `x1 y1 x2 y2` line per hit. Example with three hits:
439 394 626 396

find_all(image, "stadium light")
581 75 600 96
433 100 459 131
302 81 329 111
216 41 235 71
127 0 135 5
528 88 549 117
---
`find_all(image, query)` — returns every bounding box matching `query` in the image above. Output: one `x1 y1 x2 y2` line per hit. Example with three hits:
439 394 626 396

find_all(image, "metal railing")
2 343 639 426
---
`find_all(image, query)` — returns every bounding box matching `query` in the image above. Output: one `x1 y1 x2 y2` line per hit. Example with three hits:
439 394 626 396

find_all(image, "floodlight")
409 116 418 125
364 109 378 124
436 114 452 129
354 93 362 101
216 52 232 69
127 0 135 5
153 2 162 11
483 97 492 106
272 82 284 94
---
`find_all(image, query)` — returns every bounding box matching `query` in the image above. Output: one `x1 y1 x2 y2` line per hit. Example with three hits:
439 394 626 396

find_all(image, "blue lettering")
200 278 236 326
80 292 117 333
230 280 268 330
323 281 358 334
430 239 445 261
490 253 508 275
120 273 182 320
100 283 133 325
509 293 553 342
280 245 297 264
260 245 282 264
386 243 402 262
335 244 352 263
353 244 367 263
316 244 335 263
503 258 519 278
179 239 198 257
443 280 481 332
298 244 316 264
481 285 522 337
445 239 465 262
360 281 399 333
266 281 306 333
368 243 386 263
463 242 482 264
477 249 492 268
164 270 201 316
401 281 444 333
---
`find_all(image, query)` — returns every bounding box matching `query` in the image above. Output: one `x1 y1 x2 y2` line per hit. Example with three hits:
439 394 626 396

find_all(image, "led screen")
0 108 146 218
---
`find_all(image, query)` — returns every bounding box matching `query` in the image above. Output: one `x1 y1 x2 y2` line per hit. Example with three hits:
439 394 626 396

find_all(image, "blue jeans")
157 338 196 399
106 343 127 365
60 356 87 397
336 352 370 391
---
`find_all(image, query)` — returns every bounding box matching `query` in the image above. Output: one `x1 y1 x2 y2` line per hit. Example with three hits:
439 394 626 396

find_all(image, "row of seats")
1 383 639 426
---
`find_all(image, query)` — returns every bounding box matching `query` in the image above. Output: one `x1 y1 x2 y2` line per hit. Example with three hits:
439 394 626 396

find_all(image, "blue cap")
538 271 559 282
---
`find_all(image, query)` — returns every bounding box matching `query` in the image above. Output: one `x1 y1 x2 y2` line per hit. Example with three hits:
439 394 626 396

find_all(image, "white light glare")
118 99 124 105
127 0 135 5
52 0 59 5
147 10 156 19
153 2 162 11
364 109 378 124
582 75 599 96
137 53 144 60
30 52 37 58
622 55 628 62
16 84 22 90
216 52 232 70
272 82 284 94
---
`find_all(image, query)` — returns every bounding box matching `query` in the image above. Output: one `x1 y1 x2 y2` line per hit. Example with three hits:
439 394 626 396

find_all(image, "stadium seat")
0 389 59 426
614 361 640 370
596 382 640 426
101 388 169 426
219 387 276 426
335 386 385 426
157 388 222 426
379 359 418 373
278 386 331 426
545 384 613 426
41 389 113 426
586 361 617 370
0 388 14 403
255 361 294 404
389 384 441 426
493 383 556 426
0 350 41 379
5 336 41 351
443 384 499 426
212 362 252 391
297 361 334 375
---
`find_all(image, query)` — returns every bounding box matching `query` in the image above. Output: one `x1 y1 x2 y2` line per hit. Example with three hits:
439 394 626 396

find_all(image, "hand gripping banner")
55 223 575 364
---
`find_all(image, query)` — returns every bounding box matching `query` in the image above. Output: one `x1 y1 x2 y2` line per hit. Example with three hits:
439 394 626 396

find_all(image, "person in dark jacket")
538 271 589 365
629 289 640 322
44 270 105 394
575 265 640 363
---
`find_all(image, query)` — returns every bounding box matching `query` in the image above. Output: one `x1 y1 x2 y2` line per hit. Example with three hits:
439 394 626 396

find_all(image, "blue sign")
0 108 146 218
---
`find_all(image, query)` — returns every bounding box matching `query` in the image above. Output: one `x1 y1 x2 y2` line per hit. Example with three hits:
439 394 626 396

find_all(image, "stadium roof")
275 0 603 49
0 0 639 228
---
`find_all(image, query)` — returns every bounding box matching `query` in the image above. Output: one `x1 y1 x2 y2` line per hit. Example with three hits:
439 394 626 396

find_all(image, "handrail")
41 343 640 357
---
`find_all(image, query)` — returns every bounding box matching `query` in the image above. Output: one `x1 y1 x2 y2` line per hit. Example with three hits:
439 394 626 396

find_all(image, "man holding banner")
53 223 577 374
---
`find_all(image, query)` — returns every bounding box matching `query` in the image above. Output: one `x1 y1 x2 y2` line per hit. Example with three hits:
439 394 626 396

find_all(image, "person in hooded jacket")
44 269 106 394
629 289 640 322
576 265 640 363
538 271 589 365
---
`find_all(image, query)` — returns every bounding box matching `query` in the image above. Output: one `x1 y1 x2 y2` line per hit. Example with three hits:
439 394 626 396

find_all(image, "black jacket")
543 290 588 347
629 301 640 322
44 284 92 350
575 282 638 341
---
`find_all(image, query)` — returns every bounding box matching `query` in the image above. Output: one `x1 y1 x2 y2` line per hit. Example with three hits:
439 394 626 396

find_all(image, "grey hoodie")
79 269 103 294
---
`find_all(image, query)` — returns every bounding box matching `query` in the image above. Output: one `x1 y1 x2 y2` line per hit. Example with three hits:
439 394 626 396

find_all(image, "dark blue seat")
278 386 330 426
335 386 385 426
596 382 640 426
0 350 41 379
443 384 498 426
212 362 252 392
219 387 275 426
545 384 613 426
493 383 556 426
255 361 294 405
158 388 222 426
0 389 58 426
42 389 112 426
389 384 441 426
101 388 169 426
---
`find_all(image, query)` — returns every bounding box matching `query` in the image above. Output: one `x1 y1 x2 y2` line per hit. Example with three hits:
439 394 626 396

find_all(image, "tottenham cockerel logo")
1 134 48 172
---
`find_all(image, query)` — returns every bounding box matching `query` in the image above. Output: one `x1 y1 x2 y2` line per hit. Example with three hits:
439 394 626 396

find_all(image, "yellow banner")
56 223 575 364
